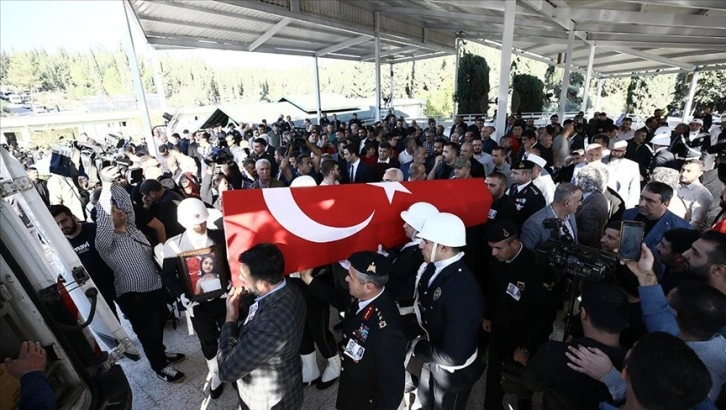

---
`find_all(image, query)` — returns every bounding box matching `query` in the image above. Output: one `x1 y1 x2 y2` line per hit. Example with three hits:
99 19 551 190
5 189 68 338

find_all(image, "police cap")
486 220 519 243
516 160 536 170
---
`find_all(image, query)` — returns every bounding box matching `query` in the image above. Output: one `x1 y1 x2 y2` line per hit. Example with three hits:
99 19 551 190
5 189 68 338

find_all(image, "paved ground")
113 306 560 409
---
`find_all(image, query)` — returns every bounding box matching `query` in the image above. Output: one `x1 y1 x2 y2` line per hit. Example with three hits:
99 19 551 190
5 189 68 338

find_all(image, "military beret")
516 160 536 170
486 220 519 243
348 251 391 277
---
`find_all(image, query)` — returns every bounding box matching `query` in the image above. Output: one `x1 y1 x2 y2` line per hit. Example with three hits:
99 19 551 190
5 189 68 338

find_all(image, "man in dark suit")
412 212 485 409
343 143 374 183
218 243 306 410
301 252 406 409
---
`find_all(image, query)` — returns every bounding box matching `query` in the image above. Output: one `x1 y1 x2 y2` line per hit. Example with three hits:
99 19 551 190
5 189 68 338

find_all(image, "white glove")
377 244 389 257
179 294 199 317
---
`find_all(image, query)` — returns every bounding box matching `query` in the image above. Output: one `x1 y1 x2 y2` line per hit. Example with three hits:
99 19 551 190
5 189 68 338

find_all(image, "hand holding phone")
618 221 645 261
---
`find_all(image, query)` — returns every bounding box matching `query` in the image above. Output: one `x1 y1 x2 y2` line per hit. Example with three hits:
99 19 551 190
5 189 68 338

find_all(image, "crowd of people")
5 105 726 410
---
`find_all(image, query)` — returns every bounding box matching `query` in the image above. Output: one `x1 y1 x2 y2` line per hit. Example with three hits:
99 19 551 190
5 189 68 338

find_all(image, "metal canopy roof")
128 0 726 77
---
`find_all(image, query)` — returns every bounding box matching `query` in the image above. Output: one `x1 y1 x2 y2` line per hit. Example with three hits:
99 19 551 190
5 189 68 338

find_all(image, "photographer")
521 183 582 251
567 242 725 408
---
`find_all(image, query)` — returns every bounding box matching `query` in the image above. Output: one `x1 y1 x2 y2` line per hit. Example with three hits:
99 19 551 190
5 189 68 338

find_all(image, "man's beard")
685 261 711 280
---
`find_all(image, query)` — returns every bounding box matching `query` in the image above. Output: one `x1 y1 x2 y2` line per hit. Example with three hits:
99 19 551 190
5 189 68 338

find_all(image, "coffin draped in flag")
222 179 491 279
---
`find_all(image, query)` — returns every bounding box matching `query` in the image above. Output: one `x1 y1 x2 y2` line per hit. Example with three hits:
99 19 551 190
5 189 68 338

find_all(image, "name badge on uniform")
488 208 498 219
343 338 365 361
506 283 522 301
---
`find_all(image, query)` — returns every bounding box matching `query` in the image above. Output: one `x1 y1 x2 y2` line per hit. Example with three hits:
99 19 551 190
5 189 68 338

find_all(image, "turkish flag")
222 179 491 282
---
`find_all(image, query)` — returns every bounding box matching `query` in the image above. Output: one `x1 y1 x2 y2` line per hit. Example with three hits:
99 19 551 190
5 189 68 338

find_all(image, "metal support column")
121 0 155 156
314 56 322 124
594 77 603 112
374 11 382 122
581 44 596 112
389 63 395 111
683 71 700 121
453 35 461 117
495 0 516 142
150 50 167 113
558 29 576 122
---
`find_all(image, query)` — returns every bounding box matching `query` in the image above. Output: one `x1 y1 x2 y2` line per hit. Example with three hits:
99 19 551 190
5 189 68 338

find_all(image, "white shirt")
349 158 361 181
427 252 465 288
356 287 385 314
398 149 414 164
678 181 713 229
605 157 641 208
533 174 556 205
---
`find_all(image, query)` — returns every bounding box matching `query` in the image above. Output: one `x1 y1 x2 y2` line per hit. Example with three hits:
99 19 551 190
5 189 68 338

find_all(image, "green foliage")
671 70 726 113
455 51 490 114
626 74 675 116
511 74 545 113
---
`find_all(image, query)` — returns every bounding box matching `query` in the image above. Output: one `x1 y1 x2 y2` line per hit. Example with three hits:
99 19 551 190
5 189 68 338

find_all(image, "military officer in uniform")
483 220 556 410
508 160 546 228
410 212 485 409
300 252 406 410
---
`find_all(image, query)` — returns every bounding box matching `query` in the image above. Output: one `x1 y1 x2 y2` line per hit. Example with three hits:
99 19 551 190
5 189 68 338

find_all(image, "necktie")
417 263 437 297
349 164 355 182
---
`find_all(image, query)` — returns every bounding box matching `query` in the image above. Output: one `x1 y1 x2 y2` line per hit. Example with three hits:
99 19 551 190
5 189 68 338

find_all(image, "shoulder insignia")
362 305 374 321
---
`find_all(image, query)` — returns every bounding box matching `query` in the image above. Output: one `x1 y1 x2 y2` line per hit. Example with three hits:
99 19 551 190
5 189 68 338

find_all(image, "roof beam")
392 51 451 64
361 46 420 61
248 18 290 52
315 35 370 57
215 0 454 53
618 0 726 12
554 7 725 29
576 23 726 38
381 6 551 28
474 39 590 76
597 45 696 71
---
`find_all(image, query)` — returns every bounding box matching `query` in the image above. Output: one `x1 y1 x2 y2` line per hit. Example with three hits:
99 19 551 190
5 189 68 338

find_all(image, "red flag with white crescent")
222 179 491 283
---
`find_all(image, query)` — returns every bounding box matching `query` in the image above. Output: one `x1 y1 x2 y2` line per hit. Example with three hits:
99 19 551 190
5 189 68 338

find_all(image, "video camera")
535 218 617 282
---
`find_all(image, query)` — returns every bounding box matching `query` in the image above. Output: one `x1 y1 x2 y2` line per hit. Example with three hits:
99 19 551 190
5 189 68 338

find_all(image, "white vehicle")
0 146 134 409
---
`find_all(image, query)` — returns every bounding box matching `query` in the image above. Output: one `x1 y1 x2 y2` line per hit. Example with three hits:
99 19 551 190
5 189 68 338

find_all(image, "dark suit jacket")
621 208 690 256
414 259 485 392
575 192 609 247
349 160 375 183
218 282 306 410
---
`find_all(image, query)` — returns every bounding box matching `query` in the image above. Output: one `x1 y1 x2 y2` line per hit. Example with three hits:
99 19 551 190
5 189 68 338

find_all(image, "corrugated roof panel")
301 0 375 27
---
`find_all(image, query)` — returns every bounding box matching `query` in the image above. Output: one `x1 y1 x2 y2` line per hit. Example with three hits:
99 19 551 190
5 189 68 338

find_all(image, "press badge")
343 338 365 361
506 283 522 301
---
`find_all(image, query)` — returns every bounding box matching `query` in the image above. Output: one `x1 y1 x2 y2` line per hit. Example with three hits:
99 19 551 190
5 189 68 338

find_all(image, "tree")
6 51 40 92
671 70 726 113
626 74 675 116
455 51 490 114
511 74 545 113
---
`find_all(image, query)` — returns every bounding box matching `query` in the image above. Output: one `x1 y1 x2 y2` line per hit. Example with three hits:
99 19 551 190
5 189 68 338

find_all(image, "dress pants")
117 288 168 372
190 298 227 360
418 363 473 410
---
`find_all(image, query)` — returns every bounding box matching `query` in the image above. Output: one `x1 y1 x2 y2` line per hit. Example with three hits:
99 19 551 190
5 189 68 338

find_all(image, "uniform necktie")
349 164 355 182
417 263 437 297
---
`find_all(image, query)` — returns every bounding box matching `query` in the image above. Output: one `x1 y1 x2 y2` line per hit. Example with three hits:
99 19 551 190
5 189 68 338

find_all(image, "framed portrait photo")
177 245 230 302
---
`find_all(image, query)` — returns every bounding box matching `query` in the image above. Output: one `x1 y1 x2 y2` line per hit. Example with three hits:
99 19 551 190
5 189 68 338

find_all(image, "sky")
0 0 315 68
